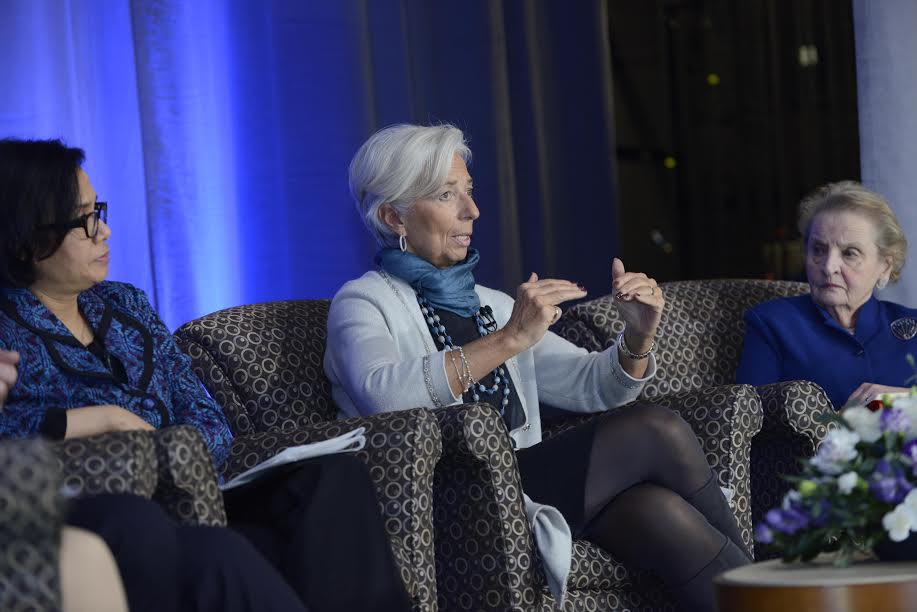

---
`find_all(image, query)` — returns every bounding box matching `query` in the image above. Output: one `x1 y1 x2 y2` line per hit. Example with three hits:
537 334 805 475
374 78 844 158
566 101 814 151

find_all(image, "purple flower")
881 408 911 434
754 523 774 544
765 507 810 535
870 459 914 504
904 439 917 474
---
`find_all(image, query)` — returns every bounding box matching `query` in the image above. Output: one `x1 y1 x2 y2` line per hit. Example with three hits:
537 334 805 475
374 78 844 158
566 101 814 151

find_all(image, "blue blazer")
736 294 917 409
0 282 233 469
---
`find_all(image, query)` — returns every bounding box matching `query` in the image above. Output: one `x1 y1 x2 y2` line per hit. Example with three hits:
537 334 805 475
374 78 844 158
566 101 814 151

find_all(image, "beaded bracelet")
616 330 656 360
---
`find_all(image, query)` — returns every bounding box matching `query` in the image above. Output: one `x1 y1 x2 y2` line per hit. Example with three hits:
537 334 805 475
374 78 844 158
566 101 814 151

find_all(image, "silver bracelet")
422 354 444 408
456 346 477 389
616 330 656 360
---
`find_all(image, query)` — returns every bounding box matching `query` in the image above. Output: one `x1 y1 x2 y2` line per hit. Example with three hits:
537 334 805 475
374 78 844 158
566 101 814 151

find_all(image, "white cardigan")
324 270 656 601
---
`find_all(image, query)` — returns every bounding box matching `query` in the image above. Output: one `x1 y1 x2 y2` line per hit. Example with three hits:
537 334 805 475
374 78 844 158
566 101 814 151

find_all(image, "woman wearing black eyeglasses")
0 139 411 612
0 139 314 612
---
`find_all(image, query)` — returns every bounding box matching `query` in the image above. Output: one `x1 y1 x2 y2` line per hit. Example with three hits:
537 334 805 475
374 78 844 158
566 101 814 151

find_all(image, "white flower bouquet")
755 389 917 565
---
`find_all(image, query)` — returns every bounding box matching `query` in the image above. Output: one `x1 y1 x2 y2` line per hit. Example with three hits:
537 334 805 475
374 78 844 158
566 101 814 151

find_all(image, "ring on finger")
552 306 561 323
650 286 655 296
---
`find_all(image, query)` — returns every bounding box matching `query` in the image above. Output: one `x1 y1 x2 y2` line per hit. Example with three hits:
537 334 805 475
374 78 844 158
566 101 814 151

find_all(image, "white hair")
348 123 471 246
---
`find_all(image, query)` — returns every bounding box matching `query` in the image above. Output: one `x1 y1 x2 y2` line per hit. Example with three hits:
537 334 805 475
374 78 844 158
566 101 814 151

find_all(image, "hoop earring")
399 234 407 253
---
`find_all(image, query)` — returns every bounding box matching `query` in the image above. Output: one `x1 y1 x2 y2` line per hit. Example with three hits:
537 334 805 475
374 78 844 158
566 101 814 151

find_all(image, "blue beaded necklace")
415 292 511 412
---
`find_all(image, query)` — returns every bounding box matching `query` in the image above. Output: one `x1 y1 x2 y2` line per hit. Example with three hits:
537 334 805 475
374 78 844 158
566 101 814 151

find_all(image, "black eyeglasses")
39 202 108 239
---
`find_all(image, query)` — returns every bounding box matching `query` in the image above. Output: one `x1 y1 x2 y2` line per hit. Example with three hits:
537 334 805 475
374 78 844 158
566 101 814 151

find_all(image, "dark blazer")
736 294 917 409
0 281 232 469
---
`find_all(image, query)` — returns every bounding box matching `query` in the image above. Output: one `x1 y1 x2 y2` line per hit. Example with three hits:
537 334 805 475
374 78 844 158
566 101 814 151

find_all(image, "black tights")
579 404 748 599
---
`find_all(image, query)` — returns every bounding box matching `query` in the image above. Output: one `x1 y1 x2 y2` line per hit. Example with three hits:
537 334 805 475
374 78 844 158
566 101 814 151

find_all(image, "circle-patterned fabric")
174 300 338 435
175 300 441 610
53 430 158 501
556 279 810 396
0 439 64 612
152 426 228 526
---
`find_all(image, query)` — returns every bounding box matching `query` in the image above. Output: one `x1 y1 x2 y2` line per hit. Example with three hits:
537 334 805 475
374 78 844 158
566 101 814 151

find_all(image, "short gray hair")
348 124 471 246
798 180 908 283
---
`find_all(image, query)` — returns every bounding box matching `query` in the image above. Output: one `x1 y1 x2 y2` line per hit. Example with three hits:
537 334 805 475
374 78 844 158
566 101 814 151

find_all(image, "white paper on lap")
219 427 367 491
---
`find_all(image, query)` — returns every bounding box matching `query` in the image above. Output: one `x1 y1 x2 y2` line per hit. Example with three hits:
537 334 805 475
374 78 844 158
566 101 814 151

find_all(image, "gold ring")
553 306 561 322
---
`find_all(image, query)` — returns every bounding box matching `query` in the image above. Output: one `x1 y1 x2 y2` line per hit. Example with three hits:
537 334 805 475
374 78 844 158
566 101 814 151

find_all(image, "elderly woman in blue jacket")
325 123 749 611
737 181 916 409
0 138 410 612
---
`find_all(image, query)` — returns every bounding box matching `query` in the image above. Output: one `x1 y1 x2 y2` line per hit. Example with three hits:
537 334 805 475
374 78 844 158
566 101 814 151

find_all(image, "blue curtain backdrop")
0 0 620 329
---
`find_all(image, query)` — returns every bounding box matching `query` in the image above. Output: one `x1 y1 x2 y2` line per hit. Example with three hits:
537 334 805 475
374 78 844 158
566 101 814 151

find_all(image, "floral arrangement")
755 386 917 565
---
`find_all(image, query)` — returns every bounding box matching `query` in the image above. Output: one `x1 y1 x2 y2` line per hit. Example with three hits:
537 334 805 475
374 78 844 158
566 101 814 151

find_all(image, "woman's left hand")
611 258 664 350
845 383 911 407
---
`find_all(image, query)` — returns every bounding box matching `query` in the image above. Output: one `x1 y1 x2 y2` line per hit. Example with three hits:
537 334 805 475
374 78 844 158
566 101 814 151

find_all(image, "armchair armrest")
0 439 64 611
755 380 834 442
152 426 227 527
433 402 541 612
52 430 158 500
750 380 834 557
225 408 441 609
52 427 227 527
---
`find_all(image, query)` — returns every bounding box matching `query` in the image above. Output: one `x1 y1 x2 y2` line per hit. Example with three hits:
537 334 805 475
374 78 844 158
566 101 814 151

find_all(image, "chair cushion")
174 300 337 434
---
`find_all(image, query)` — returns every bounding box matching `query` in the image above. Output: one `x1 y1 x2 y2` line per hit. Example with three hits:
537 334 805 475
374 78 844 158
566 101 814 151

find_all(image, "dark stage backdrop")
0 0 621 329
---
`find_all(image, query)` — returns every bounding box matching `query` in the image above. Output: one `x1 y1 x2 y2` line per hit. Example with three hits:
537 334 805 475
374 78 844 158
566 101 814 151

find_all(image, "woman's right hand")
501 272 587 353
65 405 155 439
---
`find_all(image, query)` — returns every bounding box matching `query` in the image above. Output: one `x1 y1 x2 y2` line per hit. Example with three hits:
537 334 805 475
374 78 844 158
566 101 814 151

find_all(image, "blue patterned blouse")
0 281 233 469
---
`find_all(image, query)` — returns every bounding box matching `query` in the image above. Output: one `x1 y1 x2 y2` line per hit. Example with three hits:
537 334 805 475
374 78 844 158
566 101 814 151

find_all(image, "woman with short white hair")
738 181 916 409
326 123 750 610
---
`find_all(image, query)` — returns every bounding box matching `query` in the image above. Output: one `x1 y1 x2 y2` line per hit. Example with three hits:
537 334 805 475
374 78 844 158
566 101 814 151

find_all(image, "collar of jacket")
0 286 155 390
809 292 881 343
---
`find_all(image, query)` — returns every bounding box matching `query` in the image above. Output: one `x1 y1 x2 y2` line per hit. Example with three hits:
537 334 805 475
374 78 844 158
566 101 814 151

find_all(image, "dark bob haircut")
0 138 86 288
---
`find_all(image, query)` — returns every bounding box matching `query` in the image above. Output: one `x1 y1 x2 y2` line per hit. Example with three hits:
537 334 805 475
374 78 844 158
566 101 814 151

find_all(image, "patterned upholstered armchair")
434 279 835 611
51 426 227 526
0 438 64 611
0 431 220 612
555 279 836 560
432 285 775 611
174 301 443 612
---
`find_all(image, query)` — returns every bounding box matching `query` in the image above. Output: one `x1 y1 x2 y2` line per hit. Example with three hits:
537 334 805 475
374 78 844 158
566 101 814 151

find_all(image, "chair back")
556 279 809 397
174 300 336 435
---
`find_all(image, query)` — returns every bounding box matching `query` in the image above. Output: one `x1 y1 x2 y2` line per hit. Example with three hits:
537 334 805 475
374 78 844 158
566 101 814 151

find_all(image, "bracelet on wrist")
616 330 656 360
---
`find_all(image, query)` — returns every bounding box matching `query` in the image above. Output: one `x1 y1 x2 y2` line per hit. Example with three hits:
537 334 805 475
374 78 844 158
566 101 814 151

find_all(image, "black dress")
428 308 598 536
